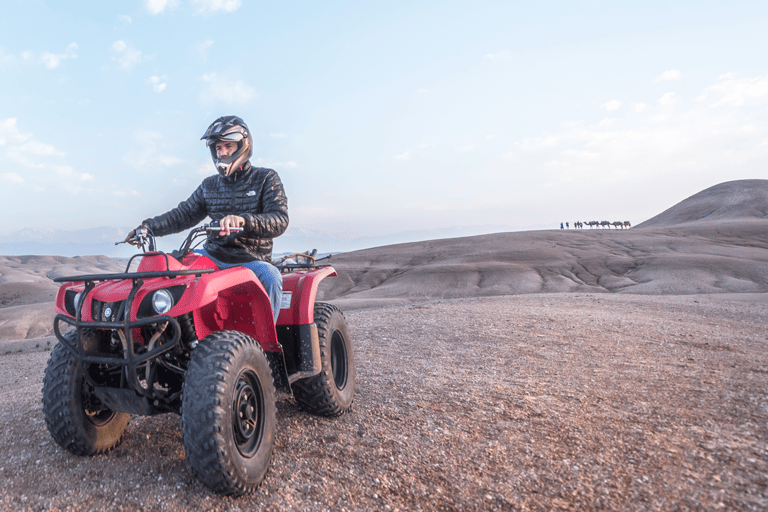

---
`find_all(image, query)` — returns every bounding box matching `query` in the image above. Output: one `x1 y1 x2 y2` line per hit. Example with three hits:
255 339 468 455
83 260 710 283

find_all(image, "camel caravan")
571 221 631 229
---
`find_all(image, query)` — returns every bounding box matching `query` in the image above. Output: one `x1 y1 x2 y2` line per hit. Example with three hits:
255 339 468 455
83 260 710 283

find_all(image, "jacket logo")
246 191 256 196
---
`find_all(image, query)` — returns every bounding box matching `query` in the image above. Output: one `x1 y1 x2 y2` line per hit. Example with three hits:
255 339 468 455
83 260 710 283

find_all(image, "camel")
600 220 611 228
623 221 631 228
612 221 624 229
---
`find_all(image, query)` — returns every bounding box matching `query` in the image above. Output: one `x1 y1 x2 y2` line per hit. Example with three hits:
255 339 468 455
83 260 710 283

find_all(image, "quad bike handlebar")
117 222 329 271
176 223 243 257
118 222 244 254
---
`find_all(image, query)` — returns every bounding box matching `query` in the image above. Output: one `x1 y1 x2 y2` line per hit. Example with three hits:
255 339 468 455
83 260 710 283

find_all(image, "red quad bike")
42 224 355 496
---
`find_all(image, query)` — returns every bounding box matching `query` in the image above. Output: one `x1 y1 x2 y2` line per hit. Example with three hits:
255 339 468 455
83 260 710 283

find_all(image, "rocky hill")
635 179 768 228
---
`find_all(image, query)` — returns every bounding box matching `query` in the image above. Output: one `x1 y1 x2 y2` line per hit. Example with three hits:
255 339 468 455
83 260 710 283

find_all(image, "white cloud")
602 100 622 112
135 130 163 144
111 41 143 70
124 130 183 172
51 165 74 176
498 75 768 190
197 162 213 176
0 48 14 66
0 118 22 142
147 75 168 93
658 92 677 105
40 42 78 69
0 118 97 190
112 189 140 197
50 165 92 181
193 0 242 14
632 103 647 113
482 50 513 61
18 139 64 157
252 157 297 169
704 74 768 107
457 145 475 152
195 39 214 62
515 135 559 151
200 72 256 104
5 43 78 69
118 14 132 24
1 172 23 183
655 69 682 81
1 119 65 164
145 0 180 15
160 156 183 166
393 151 410 160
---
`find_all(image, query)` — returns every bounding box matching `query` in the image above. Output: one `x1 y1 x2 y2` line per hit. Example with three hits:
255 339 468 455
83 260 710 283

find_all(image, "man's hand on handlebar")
124 225 148 247
218 215 245 236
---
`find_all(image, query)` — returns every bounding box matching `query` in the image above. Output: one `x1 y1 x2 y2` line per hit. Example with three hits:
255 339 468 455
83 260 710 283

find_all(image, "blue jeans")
196 248 282 324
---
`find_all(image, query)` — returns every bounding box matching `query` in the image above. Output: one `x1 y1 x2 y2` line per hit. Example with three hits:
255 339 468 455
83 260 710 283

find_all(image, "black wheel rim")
330 330 348 390
233 369 265 458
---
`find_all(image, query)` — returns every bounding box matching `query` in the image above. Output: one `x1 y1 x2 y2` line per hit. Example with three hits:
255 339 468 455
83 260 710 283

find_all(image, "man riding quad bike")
42 115 354 495
42 224 355 495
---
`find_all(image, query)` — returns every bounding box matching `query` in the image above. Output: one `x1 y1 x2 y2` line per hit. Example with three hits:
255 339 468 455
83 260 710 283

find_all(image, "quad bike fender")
191 267 281 351
54 281 80 316
277 266 337 325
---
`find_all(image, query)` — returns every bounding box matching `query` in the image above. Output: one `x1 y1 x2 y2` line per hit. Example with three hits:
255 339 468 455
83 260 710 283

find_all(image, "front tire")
42 332 130 455
292 303 355 417
181 330 277 496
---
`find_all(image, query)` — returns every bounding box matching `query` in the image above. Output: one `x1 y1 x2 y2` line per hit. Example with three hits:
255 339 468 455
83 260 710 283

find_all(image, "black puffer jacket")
142 162 288 263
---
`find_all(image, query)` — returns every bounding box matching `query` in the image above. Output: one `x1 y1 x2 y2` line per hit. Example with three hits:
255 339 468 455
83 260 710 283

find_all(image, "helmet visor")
205 132 244 146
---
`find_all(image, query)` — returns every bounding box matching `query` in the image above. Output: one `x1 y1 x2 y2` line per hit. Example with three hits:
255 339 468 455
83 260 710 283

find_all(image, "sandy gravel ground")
1 293 766 511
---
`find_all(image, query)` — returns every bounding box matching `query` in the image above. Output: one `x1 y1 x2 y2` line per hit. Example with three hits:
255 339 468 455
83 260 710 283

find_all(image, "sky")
1 0 767 254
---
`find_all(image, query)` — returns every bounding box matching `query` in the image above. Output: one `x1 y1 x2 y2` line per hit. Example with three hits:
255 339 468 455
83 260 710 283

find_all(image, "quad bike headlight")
137 286 185 319
151 289 174 315
64 289 84 317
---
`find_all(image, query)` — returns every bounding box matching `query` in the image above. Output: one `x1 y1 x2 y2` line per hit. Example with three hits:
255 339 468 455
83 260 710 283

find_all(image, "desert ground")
0 179 766 510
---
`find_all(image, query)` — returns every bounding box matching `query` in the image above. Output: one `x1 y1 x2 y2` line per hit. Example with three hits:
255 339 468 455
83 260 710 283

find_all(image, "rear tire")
292 303 355 417
42 332 130 455
181 330 277 496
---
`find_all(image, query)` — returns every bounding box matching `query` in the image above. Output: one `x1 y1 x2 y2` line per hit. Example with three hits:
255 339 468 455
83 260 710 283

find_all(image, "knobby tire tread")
42 335 130 456
181 330 276 496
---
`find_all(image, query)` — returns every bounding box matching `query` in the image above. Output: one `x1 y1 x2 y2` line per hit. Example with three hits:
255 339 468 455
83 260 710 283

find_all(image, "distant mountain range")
0 223 527 258
0 227 138 258
4 180 765 258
